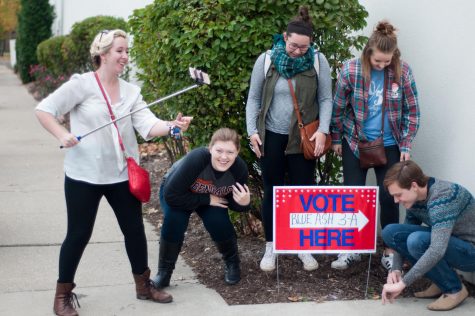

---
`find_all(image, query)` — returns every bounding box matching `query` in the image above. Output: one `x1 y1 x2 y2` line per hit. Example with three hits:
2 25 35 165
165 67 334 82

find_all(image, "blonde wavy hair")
90 29 128 69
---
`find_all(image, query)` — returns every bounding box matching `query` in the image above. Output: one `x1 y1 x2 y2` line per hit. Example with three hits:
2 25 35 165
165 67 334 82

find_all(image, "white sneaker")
298 253 319 271
381 253 394 270
331 253 362 270
260 242 276 271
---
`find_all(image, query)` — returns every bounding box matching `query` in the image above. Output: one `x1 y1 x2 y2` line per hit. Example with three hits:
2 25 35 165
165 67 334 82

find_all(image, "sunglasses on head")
99 30 110 42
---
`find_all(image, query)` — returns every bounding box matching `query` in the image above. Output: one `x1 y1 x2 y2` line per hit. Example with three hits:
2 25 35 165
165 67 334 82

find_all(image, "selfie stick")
60 68 210 148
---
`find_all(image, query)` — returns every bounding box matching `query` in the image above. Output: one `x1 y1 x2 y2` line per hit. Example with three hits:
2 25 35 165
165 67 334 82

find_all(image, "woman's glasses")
287 41 311 53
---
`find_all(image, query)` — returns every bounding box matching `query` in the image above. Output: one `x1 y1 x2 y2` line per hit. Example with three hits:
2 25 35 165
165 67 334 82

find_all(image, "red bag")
126 157 151 203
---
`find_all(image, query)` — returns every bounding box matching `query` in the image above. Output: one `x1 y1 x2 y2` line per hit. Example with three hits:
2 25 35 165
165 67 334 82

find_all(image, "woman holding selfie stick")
35 29 192 315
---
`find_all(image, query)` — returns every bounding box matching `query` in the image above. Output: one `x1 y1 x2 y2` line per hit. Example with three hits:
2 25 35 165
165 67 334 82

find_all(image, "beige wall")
359 0 475 193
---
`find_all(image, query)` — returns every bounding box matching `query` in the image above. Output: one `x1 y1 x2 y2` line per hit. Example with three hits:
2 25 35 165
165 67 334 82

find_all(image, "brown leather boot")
133 268 173 303
53 282 80 316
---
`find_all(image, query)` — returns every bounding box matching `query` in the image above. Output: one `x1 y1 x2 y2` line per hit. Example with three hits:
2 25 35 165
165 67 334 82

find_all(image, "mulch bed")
140 143 475 305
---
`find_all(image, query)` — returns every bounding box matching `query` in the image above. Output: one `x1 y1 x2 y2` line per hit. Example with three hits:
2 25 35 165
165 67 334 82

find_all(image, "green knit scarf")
270 34 315 79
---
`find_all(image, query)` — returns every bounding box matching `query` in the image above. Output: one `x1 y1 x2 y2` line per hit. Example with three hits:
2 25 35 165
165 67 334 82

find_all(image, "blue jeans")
382 224 475 293
159 183 236 243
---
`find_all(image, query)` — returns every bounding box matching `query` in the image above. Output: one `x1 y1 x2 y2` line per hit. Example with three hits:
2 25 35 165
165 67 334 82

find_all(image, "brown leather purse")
287 80 331 160
358 137 387 169
357 70 388 169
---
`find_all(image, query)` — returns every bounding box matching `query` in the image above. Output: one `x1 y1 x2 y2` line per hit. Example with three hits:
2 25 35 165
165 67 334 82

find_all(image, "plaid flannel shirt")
331 58 420 156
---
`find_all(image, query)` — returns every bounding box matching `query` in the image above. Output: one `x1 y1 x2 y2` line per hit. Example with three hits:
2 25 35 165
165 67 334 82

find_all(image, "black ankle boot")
151 238 183 288
215 238 241 285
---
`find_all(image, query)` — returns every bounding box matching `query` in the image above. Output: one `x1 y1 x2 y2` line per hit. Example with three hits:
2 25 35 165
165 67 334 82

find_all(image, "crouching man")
381 160 475 311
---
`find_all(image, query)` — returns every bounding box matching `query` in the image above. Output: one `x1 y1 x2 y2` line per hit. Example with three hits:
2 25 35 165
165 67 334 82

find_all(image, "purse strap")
94 72 126 154
356 69 388 140
287 79 305 128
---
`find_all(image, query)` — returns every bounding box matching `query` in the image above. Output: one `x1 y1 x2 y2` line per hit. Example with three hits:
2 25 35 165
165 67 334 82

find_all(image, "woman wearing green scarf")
246 6 333 272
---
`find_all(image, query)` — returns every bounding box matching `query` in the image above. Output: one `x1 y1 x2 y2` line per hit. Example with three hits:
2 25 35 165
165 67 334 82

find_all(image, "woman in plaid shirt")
330 21 420 270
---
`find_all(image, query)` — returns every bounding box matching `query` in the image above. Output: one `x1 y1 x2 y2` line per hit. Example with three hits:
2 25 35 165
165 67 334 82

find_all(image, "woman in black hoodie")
151 128 250 289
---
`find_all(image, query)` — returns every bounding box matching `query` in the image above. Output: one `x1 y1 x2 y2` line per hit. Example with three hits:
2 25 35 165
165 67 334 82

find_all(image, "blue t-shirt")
363 69 396 145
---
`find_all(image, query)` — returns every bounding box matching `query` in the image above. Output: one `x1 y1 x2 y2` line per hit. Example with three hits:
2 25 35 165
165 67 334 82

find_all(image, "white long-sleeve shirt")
36 72 159 184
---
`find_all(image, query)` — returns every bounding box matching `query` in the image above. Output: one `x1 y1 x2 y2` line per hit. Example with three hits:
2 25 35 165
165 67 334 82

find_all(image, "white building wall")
49 0 154 35
359 0 475 194
9 40 16 68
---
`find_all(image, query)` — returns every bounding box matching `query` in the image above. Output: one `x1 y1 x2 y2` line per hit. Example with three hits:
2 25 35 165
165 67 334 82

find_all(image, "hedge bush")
129 0 368 233
15 0 54 83
37 35 68 77
130 0 366 151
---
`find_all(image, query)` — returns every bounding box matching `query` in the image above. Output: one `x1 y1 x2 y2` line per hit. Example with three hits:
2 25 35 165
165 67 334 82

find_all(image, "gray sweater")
392 178 475 287
246 52 333 136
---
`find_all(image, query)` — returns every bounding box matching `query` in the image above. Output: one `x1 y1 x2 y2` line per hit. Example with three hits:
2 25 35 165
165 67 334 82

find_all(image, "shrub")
129 0 368 235
37 35 68 77
15 0 54 83
29 64 68 100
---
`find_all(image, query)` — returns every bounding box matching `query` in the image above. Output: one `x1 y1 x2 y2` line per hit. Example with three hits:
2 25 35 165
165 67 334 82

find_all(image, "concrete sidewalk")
0 63 473 315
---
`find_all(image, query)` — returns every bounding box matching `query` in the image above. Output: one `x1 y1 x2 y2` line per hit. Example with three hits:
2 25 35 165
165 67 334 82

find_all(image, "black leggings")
342 140 400 230
260 130 316 241
58 176 148 283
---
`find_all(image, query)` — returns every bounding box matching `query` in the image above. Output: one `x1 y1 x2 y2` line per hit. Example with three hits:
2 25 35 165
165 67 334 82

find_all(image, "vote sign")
273 186 378 254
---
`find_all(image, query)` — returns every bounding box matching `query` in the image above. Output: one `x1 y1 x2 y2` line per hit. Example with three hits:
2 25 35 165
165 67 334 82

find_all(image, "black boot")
151 238 183 289
215 238 241 285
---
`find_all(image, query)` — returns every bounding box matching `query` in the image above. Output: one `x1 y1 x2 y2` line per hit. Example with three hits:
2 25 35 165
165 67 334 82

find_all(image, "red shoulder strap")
94 72 126 152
